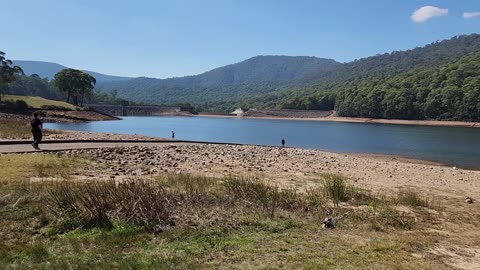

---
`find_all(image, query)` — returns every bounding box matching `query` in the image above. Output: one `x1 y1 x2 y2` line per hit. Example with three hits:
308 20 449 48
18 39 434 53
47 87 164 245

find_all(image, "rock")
465 197 474 204
322 217 335 228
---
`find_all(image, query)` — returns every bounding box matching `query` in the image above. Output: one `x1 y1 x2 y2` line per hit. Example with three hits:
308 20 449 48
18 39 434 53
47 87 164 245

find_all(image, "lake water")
45 116 480 169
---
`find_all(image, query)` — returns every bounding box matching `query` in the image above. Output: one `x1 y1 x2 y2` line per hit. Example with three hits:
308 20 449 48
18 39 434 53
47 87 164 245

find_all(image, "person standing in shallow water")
172 131 175 140
31 112 43 150
281 138 285 147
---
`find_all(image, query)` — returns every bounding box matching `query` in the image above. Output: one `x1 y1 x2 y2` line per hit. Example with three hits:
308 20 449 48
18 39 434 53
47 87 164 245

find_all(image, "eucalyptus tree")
54 69 96 106
0 51 24 101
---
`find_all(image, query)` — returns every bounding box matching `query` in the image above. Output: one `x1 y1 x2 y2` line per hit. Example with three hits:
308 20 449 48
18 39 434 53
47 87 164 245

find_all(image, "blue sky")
3 0 479 78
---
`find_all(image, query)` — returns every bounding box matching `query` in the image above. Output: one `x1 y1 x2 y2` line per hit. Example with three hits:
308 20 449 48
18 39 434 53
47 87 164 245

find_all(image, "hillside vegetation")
93 34 480 118
280 53 480 121
3 95 80 110
13 60 131 82
7 34 480 120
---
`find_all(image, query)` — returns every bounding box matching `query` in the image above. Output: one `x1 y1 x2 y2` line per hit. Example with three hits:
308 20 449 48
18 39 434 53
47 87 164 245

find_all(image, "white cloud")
463 12 480 19
411 6 449 23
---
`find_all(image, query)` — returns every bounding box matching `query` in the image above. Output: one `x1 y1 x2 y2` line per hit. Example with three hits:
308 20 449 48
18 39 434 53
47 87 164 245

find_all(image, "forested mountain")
13 60 131 82
279 53 480 121
8 34 480 120
94 56 339 109
334 53 480 121
304 34 480 83
94 34 480 114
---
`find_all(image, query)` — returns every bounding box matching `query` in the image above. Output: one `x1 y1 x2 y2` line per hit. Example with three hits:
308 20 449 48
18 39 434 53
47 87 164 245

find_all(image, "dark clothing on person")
31 118 43 149
32 131 42 147
281 139 285 147
31 119 42 133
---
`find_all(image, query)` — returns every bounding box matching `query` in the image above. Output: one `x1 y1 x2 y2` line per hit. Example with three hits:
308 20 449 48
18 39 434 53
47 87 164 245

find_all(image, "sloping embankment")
242 109 333 118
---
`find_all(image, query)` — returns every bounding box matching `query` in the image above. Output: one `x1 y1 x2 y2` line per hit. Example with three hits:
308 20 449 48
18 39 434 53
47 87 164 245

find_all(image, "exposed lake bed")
45 115 480 169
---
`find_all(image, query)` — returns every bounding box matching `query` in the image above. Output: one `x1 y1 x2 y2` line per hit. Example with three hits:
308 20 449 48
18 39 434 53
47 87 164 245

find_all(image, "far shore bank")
196 113 480 128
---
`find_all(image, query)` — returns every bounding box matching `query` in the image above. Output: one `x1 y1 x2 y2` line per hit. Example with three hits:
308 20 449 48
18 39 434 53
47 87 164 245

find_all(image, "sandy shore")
56 142 479 199
197 114 480 128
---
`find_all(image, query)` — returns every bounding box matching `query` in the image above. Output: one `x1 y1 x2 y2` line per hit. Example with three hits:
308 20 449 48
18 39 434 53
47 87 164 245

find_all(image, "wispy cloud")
463 12 480 19
411 6 449 23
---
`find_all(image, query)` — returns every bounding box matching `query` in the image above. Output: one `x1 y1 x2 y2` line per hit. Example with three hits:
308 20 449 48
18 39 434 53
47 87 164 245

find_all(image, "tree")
53 69 96 106
0 51 24 101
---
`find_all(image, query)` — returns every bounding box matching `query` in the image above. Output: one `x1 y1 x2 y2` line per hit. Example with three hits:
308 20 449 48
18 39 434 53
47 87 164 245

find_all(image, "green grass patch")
0 153 82 182
0 167 449 269
4 95 80 110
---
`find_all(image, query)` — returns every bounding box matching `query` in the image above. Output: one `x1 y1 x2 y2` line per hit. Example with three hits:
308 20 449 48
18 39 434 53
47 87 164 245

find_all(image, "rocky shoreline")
60 143 480 198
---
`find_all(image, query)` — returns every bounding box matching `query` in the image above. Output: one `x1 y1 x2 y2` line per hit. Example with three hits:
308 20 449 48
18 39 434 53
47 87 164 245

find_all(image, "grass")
0 118 31 139
3 95 80 110
0 153 460 269
321 173 349 207
395 190 430 208
0 117 63 139
0 153 81 182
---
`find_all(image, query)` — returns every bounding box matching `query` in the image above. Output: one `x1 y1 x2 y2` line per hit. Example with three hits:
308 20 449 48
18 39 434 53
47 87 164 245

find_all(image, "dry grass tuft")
395 190 430 208
321 173 349 207
43 174 422 234
0 118 31 139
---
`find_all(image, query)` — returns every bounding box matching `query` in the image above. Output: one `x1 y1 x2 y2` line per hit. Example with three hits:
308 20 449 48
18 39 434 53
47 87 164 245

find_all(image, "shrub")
0 100 29 113
395 190 430 208
45 180 177 232
40 105 70 111
44 175 329 232
321 174 349 207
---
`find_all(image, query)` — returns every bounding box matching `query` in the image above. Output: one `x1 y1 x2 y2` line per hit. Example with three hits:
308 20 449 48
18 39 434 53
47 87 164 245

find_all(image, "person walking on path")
172 130 175 140
31 112 43 150
281 138 285 147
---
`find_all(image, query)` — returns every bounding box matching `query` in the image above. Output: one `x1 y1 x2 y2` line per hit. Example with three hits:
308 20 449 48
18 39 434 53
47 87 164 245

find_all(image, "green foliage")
93 34 480 115
321 173 349 207
5 34 480 118
0 51 24 100
0 99 29 113
53 68 96 106
332 53 480 120
95 56 340 112
6 74 61 100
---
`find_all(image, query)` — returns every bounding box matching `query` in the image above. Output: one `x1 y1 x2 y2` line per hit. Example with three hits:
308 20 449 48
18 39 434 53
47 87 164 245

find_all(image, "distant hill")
95 55 340 109
303 34 480 83
13 60 131 82
10 33 480 119
94 34 480 112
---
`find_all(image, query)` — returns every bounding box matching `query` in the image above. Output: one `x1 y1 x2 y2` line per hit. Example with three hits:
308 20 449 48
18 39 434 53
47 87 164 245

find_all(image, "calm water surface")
45 116 480 169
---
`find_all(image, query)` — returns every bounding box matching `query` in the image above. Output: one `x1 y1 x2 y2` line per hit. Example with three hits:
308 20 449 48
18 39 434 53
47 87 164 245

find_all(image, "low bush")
43 173 420 234
321 173 349 207
0 100 29 113
395 190 430 208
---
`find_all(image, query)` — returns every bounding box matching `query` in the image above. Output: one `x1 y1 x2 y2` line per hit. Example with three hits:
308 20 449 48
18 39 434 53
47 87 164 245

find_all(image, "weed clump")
43 173 421 233
321 173 349 207
395 190 430 208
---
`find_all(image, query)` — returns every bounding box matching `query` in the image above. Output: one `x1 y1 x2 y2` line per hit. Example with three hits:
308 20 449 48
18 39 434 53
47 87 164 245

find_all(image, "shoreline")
1 131 474 171
195 114 480 128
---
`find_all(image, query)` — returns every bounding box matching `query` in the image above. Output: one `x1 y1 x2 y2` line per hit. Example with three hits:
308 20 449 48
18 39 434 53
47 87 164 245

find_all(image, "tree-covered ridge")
4 34 480 120
280 53 480 121
13 60 131 82
93 55 339 111
305 34 480 83
93 34 480 114
336 53 480 121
